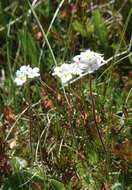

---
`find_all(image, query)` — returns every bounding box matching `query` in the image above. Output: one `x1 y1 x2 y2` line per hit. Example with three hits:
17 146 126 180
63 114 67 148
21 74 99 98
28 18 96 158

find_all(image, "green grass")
0 0 132 189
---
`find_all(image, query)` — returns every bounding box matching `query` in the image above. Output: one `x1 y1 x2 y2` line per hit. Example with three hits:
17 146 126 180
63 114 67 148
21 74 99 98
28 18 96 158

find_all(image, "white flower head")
14 65 40 86
60 72 73 84
52 64 73 77
52 64 73 83
80 49 95 62
72 49 106 74
70 63 83 75
19 65 31 75
19 65 40 78
52 49 106 84
14 72 27 86
52 66 62 77
80 49 105 65
27 67 40 78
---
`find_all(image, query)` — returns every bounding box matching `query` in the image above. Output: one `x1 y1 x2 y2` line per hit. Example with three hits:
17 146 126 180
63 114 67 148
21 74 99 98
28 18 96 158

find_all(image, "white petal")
70 63 83 75
16 70 21 77
52 64 73 77
20 65 31 75
73 55 80 63
14 75 27 86
32 67 40 77
27 67 40 78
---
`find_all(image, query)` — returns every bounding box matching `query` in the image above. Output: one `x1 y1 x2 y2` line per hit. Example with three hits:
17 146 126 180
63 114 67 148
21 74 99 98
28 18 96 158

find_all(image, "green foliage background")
0 0 132 189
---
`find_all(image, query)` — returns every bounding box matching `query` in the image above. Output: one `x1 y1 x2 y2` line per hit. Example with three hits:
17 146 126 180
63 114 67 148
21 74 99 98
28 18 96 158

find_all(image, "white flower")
14 72 27 86
52 66 62 77
19 65 40 78
27 67 40 78
52 64 73 77
19 65 31 75
52 64 73 83
52 49 106 84
60 72 73 84
70 63 83 75
80 49 95 62
80 50 105 66
72 49 106 74
14 65 40 86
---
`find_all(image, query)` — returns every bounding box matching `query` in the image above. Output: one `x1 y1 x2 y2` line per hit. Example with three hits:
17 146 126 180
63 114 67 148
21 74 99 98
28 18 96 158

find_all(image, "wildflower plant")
1 1 131 189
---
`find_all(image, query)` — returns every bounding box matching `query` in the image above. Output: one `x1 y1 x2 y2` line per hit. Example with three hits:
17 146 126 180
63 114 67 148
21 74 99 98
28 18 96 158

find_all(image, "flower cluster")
52 49 106 84
14 65 40 86
52 64 73 84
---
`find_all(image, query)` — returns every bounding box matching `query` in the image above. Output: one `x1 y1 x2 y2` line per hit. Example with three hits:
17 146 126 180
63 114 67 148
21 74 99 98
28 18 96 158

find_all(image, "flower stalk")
89 76 107 154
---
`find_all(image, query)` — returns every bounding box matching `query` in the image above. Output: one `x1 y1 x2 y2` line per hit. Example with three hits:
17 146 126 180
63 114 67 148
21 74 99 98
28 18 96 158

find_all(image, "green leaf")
72 19 93 37
19 31 38 65
88 151 98 165
92 9 108 48
50 179 65 190
72 20 87 37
